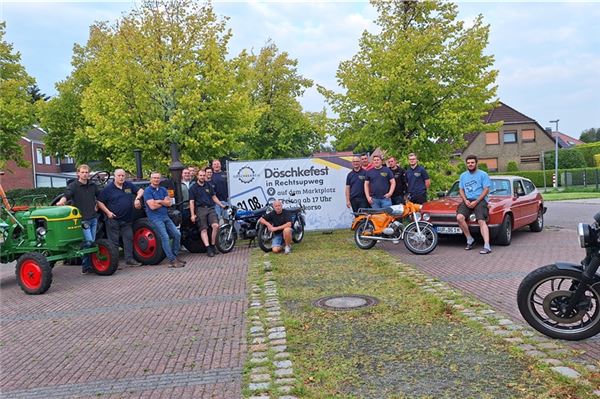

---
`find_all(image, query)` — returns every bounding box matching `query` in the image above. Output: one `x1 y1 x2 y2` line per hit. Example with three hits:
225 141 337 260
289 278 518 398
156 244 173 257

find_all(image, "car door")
511 179 528 228
521 179 540 223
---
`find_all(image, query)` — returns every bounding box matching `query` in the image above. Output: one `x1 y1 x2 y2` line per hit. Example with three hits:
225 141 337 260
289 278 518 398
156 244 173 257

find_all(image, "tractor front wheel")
16 253 53 295
90 238 119 275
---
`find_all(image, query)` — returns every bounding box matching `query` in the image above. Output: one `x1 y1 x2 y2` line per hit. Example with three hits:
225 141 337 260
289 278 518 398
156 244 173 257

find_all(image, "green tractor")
0 182 119 295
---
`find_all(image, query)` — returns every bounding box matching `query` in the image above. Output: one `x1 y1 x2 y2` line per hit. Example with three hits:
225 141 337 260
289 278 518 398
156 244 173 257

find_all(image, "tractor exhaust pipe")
133 149 143 180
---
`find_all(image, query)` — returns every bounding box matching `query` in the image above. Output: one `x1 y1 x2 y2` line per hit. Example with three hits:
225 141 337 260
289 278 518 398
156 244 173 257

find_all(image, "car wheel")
495 214 512 246
529 207 544 232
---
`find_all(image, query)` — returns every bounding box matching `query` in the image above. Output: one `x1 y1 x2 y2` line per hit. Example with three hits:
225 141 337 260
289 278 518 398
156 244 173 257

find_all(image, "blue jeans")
370 197 392 209
150 216 181 262
215 201 229 221
82 217 98 270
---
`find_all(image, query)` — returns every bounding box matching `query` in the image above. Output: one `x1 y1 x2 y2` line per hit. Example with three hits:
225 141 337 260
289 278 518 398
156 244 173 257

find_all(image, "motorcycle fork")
565 254 600 316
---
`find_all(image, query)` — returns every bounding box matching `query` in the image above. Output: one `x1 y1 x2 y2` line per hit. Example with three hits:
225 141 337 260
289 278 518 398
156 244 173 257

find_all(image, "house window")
503 131 517 143
36 148 44 164
44 155 51 165
520 155 540 163
479 158 498 172
485 132 499 145
521 129 535 142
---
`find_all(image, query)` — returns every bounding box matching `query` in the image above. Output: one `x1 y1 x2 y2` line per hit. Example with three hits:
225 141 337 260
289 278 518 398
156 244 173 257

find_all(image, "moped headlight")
414 212 422 221
422 213 430 222
577 223 589 248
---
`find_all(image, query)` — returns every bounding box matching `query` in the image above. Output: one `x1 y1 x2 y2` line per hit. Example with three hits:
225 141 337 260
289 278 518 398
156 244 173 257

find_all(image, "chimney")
545 127 552 133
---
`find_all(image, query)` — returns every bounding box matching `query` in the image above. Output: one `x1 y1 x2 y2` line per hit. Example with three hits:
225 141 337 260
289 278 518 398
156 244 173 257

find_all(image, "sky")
2 1 599 139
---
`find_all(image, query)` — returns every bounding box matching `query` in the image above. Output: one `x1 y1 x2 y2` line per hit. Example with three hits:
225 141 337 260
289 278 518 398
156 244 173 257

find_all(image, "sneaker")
284 245 291 255
125 259 142 267
175 256 187 265
479 247 492 255
206 246 215 257
168 260 177 268
211 245 220 255
81 268 91 274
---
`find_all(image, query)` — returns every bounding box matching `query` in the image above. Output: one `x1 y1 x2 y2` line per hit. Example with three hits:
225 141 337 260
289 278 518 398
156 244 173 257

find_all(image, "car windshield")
445 178 511 197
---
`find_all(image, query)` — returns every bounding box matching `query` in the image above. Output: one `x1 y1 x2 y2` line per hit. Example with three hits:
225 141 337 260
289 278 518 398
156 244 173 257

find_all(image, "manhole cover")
313 294 379 311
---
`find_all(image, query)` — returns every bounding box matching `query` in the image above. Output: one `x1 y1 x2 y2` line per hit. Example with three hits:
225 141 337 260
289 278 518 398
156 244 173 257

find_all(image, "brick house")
0 127 75 190
459 102 565 172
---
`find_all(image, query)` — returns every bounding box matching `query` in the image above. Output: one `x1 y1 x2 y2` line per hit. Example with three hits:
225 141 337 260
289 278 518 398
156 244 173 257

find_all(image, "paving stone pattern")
384 224 600 365
0 248 250 398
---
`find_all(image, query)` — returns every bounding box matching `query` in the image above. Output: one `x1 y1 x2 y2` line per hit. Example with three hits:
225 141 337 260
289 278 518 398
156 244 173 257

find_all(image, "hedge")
576 142 600 167
491 168 600 188
5 187 65 206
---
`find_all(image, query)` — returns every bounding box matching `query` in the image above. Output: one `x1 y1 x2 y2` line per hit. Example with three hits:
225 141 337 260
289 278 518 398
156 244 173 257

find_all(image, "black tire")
16 252 53 295
517 265 600 340
216 224 237 253
257 224 273 253
354 220 377 250
90 238 119 275
403 222 438 255
495 214 512 246
529 207 544 232
132 218 166 265
182 227 206 253
292 219 304 243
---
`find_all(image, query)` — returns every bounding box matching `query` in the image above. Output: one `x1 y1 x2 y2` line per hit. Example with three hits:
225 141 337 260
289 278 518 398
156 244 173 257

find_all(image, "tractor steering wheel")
90 171 111 185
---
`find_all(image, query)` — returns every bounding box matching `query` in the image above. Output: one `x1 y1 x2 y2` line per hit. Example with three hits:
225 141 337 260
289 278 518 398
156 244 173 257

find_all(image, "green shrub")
506 161 519 172
595 154 600 167
5 187 66 206
575 142 600 167
492 168 600 188
544 147 587 169
478 163 489 172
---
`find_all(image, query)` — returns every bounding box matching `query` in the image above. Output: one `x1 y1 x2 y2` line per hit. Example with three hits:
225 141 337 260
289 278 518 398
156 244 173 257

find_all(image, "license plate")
436 226 462 234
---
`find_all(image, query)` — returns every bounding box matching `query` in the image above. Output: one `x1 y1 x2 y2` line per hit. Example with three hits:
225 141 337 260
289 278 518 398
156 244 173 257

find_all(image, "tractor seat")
11 205 30 212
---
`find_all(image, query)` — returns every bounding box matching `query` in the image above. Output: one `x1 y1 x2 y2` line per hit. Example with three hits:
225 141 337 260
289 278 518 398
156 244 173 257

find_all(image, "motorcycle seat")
285 205 302 212
356 207 393 215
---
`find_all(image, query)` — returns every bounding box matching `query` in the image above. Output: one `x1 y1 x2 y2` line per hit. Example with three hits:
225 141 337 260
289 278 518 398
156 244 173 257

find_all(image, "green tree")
579 127 600 143
40 0 256 173
239 42 326 160
321 0 498 168
0 22 36 169
27 84 50 103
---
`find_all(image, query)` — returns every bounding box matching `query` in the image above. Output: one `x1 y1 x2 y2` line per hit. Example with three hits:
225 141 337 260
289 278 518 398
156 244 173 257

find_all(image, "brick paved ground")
0 247 249 399
384 200 600 365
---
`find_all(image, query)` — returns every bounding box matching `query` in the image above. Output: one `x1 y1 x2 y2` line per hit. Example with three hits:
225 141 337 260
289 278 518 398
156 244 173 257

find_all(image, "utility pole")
549 119 559 188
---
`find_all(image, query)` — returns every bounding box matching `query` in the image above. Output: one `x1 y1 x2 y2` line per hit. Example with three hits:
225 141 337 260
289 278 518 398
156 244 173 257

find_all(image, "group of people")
345 152 494 255
345 152 430 212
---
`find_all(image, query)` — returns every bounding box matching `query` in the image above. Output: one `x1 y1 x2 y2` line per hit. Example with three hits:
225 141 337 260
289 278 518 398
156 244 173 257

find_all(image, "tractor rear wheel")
90 238 119 275
16 253 53 295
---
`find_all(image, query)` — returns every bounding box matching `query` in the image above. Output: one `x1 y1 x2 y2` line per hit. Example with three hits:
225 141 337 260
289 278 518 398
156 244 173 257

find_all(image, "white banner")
227 157 355 230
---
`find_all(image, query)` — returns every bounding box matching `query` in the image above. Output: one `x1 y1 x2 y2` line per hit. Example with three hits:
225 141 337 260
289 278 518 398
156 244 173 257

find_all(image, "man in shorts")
258 200 293 254
189 169 225 257
457 155 492 254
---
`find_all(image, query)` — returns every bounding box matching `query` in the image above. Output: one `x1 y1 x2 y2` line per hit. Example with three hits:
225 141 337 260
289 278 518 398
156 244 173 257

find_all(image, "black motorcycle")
517 211 600 340
256 201 305 253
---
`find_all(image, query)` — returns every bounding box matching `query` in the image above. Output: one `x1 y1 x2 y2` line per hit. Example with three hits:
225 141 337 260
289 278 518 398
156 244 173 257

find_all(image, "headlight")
577 223 589 248
422 213 430 222
36 226 47 238
469 214 477 222
413 212 422 221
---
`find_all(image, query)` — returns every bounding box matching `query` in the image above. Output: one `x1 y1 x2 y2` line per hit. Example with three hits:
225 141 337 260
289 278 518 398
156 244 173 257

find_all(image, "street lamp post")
549 119 559 188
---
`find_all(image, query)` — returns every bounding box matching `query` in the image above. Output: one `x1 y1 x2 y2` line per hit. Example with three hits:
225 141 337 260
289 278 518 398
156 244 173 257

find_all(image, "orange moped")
351 200 438 254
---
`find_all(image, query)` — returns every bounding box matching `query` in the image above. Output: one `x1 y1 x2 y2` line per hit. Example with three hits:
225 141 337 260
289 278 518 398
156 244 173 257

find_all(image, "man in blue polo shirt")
364 155 395 209
406 152 430 204
97 169 144 267
143 172 185 268
345 156 368 212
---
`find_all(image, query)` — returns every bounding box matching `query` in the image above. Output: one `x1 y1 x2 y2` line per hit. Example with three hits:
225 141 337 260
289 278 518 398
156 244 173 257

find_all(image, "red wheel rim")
91 245 111 272
20 260 42 290
134 227 157 260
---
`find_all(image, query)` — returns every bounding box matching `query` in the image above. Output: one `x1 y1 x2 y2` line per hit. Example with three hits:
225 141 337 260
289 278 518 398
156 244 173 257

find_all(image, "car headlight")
422 213 430 222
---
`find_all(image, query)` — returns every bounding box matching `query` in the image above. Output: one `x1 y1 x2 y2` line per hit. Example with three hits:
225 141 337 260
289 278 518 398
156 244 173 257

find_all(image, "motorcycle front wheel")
292 220 304 243
403 223 438 255
216 224 237 254
517 264 600 340
354 220 376 250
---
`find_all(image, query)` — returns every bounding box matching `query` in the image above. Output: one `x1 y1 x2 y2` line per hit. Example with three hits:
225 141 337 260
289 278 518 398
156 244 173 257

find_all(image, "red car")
420 175 546 245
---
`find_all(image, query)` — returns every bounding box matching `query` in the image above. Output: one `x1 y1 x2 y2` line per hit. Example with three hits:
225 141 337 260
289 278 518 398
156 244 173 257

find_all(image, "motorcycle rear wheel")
354 220 376 250
403 223 438 255
517 264 600 340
